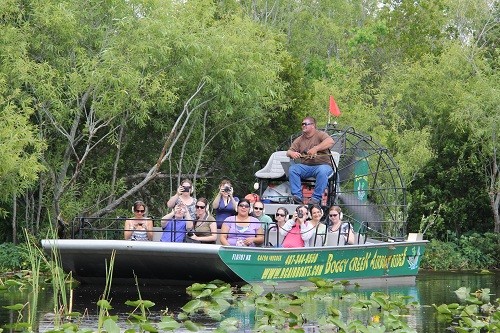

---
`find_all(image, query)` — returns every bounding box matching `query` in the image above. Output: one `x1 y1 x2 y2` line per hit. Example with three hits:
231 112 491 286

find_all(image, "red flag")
329 95 341 117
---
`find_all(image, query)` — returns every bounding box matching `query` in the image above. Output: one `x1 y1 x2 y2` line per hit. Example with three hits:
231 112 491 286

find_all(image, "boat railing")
69 215 406 246
71 216 219 241
263 222 336 248
263 215 408 247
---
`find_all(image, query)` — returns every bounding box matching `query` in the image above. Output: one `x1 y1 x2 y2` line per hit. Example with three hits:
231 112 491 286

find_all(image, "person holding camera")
166 179 197 222
160 204 188 242
280 205 312 248
185 198 217 244
212 179 239 228
124 201 153 241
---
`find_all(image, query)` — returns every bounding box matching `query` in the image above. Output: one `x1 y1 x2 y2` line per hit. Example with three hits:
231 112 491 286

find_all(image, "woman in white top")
303 204 327 247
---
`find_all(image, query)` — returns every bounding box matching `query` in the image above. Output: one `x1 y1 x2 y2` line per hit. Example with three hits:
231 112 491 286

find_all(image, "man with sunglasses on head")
287 116 334 205
251 201 273 230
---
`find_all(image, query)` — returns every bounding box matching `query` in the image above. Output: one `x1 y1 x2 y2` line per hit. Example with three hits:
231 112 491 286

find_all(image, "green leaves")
434 285 500 331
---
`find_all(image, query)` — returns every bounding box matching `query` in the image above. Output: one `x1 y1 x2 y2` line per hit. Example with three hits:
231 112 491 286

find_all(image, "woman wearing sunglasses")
274 207 288 229
124 201 153 241
185 198 217 244
328 206 355 245
220 199 264 246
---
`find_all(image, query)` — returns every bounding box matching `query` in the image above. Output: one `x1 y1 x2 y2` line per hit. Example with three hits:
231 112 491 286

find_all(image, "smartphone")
296 207 303 218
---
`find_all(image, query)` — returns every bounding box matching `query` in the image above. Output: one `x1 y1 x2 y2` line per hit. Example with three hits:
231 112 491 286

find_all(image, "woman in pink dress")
280 205 312 248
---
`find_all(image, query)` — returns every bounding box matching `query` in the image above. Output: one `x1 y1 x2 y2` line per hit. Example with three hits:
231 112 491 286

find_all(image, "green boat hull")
218 241 426 284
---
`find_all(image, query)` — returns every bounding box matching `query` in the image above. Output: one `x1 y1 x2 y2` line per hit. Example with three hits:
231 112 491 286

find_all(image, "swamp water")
1 270 499 332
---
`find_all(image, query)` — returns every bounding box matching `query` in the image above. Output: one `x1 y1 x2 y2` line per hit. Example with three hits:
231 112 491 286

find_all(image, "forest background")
0 0 498 265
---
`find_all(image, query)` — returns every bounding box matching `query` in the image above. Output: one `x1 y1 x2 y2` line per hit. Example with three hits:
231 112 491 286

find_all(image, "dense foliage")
0 243 29 271
0 0 498 242
421 232 500 270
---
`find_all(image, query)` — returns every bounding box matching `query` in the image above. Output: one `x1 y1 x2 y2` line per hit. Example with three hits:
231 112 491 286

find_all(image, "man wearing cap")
286 116 334 205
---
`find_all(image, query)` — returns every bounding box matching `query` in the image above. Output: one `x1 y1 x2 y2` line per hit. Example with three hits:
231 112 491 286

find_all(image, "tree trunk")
12 193 17 244
488 131 499 233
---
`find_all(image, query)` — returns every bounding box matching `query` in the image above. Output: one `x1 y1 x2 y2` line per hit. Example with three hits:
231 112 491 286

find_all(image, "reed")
23 229 40 331
40 222 73 327
97 250 116 332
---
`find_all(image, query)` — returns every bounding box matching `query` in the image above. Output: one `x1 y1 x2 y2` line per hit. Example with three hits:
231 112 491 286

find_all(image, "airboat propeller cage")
255 124 407 241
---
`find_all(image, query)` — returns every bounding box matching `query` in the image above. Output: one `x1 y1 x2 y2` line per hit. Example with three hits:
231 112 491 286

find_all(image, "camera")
223 186 231 193
296 207 303 218
183 186 191 192
187 230 194 237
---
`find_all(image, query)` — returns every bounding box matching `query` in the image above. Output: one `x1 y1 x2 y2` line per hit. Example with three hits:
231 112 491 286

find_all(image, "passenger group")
124 116 357 247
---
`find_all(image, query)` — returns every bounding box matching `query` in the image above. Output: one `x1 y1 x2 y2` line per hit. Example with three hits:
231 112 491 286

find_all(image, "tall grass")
23 229 40 331
97 250 117 332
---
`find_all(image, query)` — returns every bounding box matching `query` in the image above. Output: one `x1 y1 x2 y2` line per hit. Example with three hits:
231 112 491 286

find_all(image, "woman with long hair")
166 179 197 222
212 179 239 228
124 201 153 241
220 198 264 246
185 197 217 244
303 204 327 247
327 206 355 245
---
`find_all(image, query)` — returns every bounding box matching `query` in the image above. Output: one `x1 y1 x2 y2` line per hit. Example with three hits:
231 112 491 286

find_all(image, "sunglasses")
253 207 264 210
329 214 339 217
195 205 206 209
135 210 145 213
275 213 286 217
301 122 314 126
238 204 250 208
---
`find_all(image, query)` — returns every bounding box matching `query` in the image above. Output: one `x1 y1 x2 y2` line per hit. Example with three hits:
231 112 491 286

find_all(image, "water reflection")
1 271 499 332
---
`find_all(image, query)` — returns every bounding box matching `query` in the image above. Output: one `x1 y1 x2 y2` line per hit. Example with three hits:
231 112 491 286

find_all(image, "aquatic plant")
433 285 500 332
97 250 119 333
9 275 491 332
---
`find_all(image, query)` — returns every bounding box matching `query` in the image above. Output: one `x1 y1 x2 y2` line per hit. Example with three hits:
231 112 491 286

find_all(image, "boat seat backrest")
152 227 163 242
255 151 290 179
325 231 345 246
330 150 340 170
266 228 284 247
355 232 366 245
310 232 327 247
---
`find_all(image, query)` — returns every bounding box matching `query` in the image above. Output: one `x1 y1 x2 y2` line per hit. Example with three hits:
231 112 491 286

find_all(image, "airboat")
42 124 426 286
